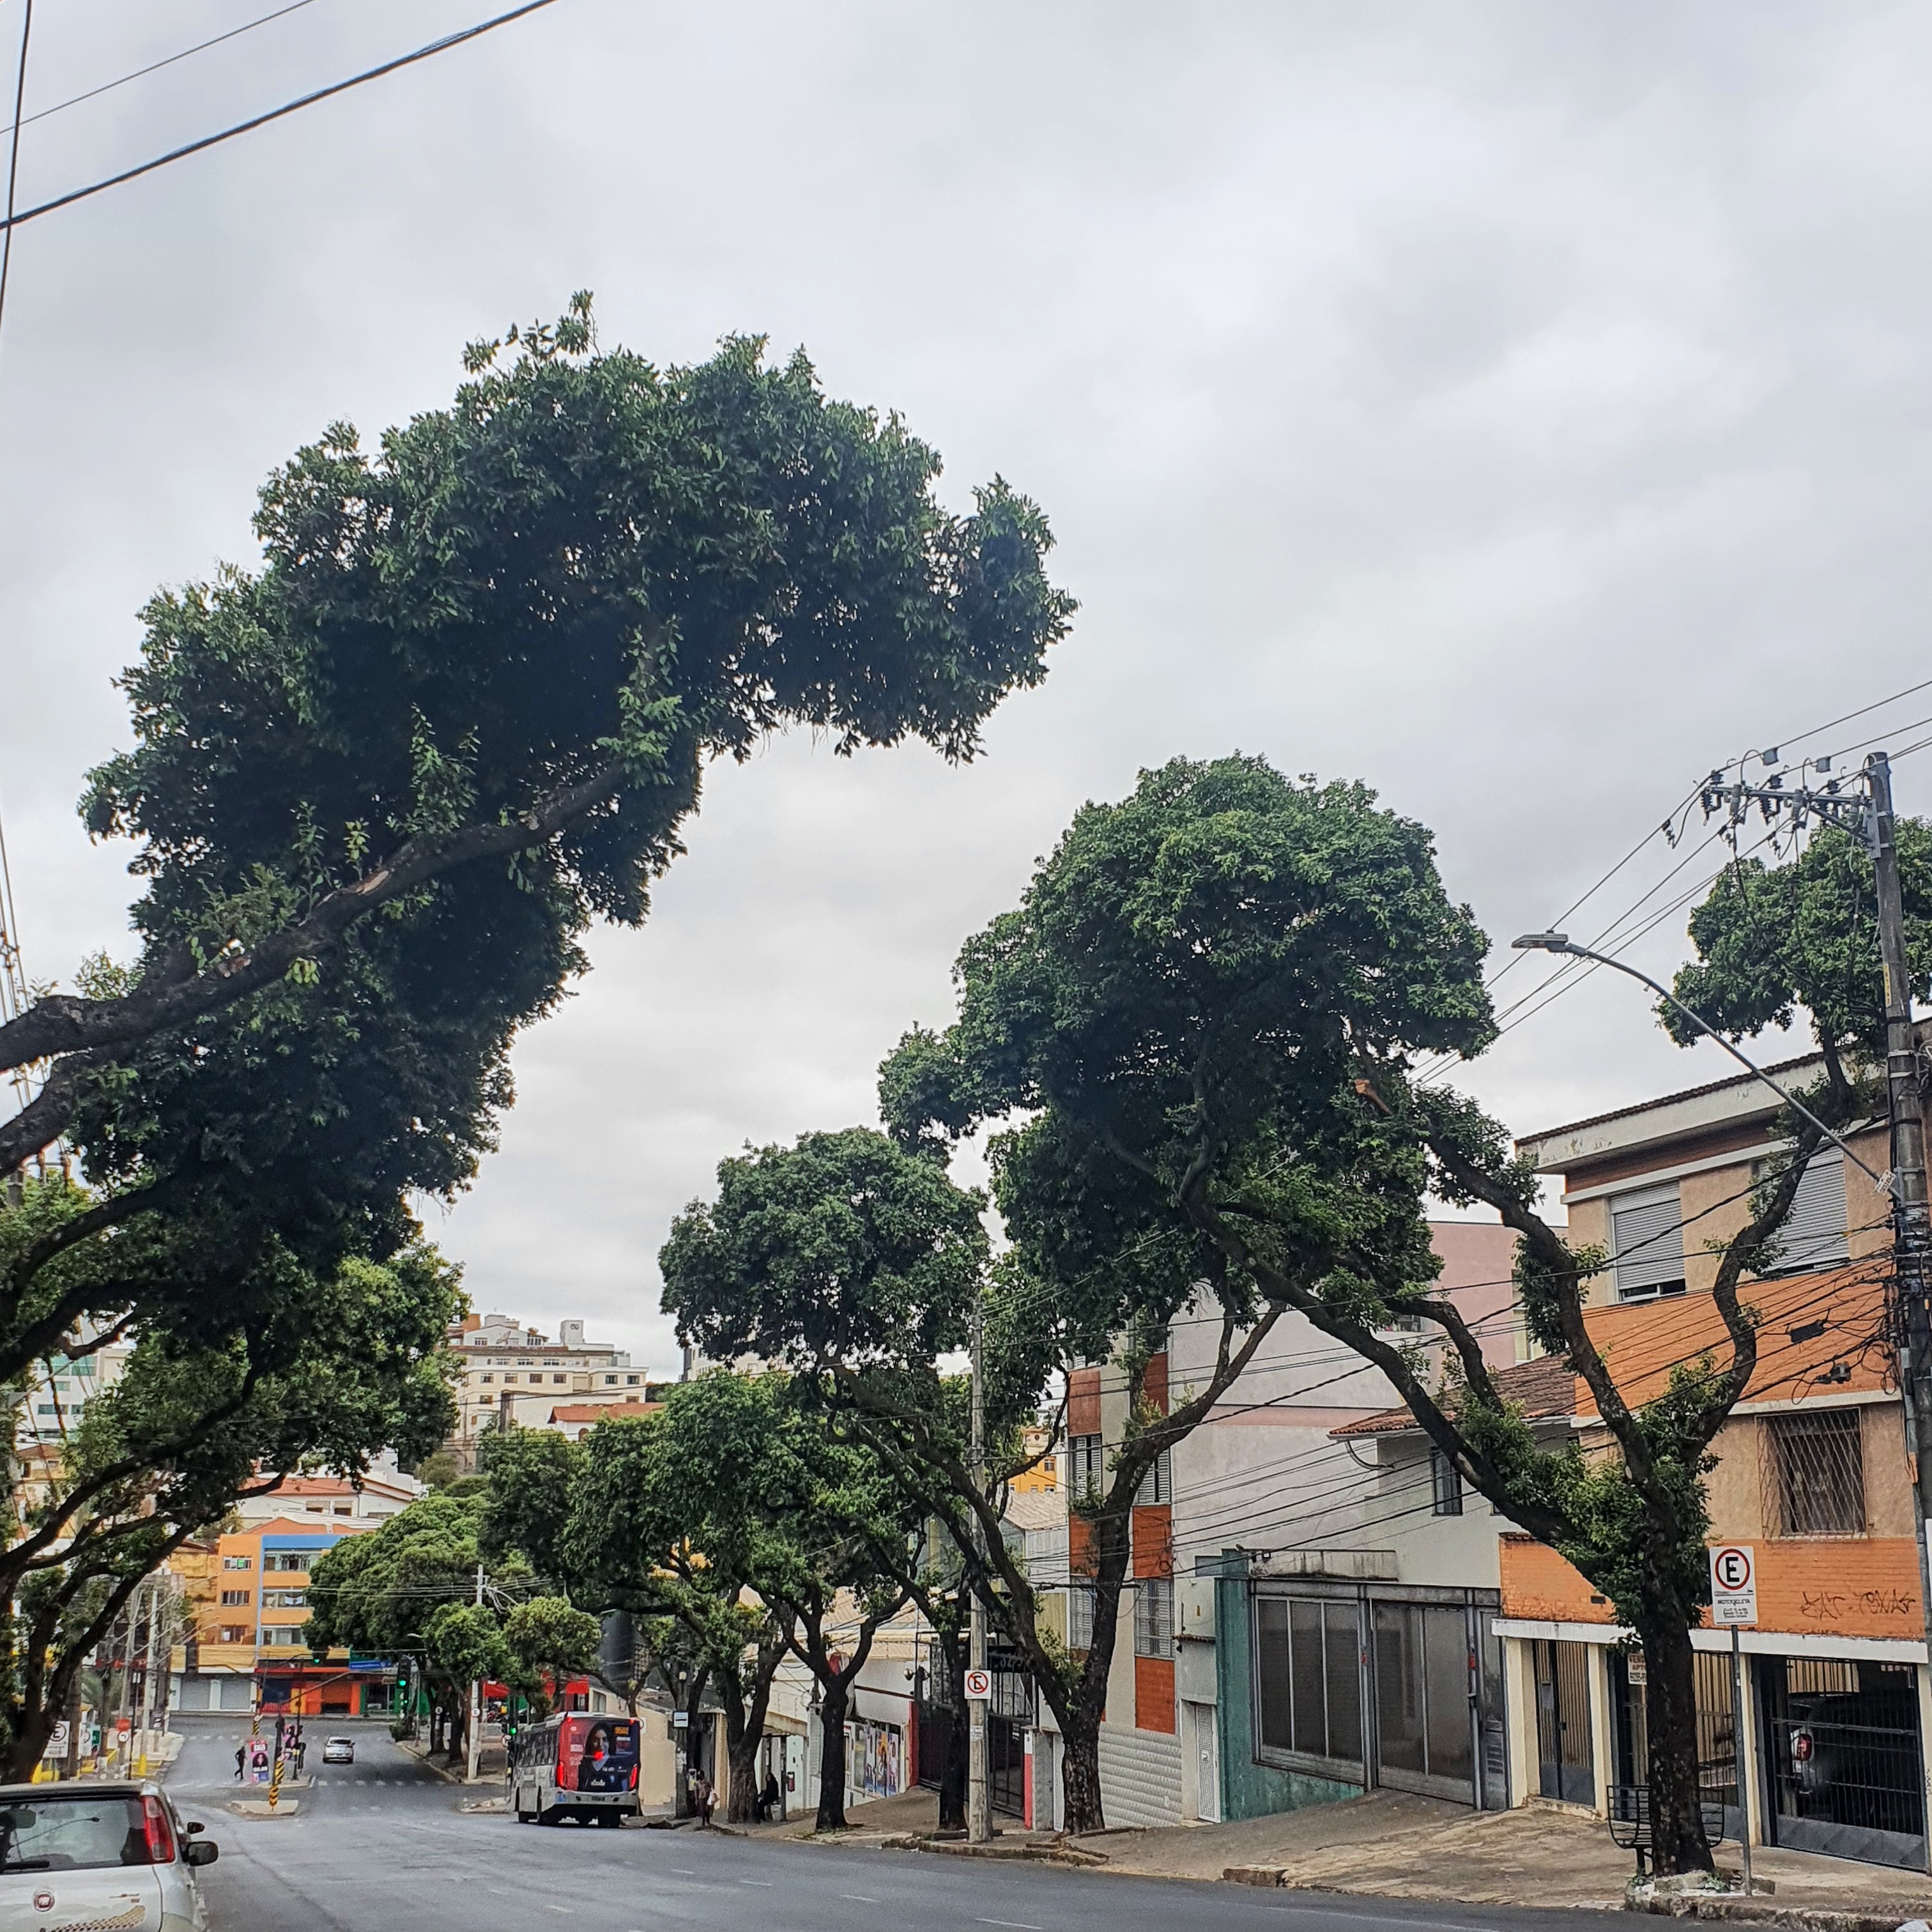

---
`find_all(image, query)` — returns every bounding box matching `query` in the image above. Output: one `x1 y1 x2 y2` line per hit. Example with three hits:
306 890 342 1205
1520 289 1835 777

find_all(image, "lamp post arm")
1521 938 1890 1193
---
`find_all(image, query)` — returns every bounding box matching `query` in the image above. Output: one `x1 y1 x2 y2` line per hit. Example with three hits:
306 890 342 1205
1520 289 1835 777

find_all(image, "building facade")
185 1517 395 1716
445 1313 657 1468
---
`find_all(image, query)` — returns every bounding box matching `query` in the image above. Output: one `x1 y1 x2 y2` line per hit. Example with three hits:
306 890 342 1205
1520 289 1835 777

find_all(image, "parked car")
0 1779 216 1930
322 1736 355 1765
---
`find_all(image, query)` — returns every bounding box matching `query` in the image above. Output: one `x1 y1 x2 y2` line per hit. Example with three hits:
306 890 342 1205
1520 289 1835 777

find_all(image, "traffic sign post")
1708 1547 1756 1894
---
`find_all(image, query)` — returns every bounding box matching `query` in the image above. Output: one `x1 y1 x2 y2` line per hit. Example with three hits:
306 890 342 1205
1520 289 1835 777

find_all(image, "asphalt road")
164 1717 1589 1932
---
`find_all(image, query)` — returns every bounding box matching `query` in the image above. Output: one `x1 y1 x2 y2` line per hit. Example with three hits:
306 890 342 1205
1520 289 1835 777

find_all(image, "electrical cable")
0 0 29 351
0 0 323 139
0 0 562 235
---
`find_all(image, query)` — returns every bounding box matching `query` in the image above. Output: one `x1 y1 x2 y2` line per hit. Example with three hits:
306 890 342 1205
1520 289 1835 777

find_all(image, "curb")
1626 1902 1932 1931
914 1837 1109 1868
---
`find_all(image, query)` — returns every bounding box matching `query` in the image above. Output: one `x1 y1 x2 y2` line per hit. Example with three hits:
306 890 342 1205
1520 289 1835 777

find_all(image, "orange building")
1476 1061 1926 1871
186 1517 394 1717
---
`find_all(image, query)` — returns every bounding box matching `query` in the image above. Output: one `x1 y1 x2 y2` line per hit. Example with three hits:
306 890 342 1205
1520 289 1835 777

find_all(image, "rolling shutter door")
1611 1183 1685 1299
1769 1153 1848 1274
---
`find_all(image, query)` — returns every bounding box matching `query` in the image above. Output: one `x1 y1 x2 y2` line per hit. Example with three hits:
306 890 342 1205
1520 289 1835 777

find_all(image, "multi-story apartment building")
445 1314 657 1467
185 1517 394 1716
1043 1220 1519 1830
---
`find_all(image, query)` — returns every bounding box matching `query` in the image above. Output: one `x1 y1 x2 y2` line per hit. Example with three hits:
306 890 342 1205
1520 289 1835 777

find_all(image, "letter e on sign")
963 1669 992 1701
1709 1544 1757 1626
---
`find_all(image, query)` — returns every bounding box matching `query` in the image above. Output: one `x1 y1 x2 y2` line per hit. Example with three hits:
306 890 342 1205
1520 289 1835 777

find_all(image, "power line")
0 0 29 348
0 0 563 236
0 1 323 140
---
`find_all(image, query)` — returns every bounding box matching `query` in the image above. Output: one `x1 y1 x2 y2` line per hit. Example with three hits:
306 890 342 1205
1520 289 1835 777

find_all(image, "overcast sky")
4 1 1931 1373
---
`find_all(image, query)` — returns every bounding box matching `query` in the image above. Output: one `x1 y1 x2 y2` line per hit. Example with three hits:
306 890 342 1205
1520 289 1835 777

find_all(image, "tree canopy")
0 299 1072 1432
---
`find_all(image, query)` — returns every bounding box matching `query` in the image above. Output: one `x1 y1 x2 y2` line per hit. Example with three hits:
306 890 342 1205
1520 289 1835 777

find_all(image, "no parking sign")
1709 1544 1757 1625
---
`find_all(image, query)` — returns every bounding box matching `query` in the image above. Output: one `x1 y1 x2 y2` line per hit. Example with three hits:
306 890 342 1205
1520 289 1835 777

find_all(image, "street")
164 1718 1588 1932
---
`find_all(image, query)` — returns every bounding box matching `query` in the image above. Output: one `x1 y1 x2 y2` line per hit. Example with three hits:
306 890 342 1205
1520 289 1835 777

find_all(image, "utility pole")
135 1577 163 1774
465 1563 485 1784
1866 752 1932 1877
967 1289 989 1844
113 1583 142 1775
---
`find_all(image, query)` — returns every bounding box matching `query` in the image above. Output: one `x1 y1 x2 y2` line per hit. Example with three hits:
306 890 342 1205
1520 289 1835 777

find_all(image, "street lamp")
1510 931 1889 1191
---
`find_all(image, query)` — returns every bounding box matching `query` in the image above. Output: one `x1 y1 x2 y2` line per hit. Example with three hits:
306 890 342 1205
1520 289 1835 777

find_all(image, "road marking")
976 1921 1043 1930
668 1867 696 1874
840 1894 880 1903
739 1878 773 1887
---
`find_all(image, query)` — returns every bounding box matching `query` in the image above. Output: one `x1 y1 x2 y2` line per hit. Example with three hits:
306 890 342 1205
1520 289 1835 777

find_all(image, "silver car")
0 1778 217 1931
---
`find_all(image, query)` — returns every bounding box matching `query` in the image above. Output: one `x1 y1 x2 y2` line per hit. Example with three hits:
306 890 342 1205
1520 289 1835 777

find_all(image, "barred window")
218 1589 250 1607
1430 1450 1464 1517
1770 1408 1865 1536
1135 1578 1174 1657
1068 1434 1105 1498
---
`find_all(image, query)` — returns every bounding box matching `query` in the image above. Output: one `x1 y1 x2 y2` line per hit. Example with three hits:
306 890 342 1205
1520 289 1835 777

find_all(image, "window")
480 1374 493 1384
219 1589 250 1606
1135 1447 1174 1507
604 1375 617 1385
1068 1434 1104 1498
544 1360 560 1367
333 1503 353 1515
1135 1578 1174 1657
503 1374 518 1384
1759 1153 1850 1276
261 1627 307 1648
553 1375 568 1385
1043 1457 1055 1475
1771 1408 1865 1536
1430 1450 1464 1517
1611 1182 1687 1300
1066 1585 1096 1653
266 1590 307 1610
264 1552 310 1572
626 1374 640 1385
222 1555 252 1571
218 1625 250 1644
1255 1594 1363 1772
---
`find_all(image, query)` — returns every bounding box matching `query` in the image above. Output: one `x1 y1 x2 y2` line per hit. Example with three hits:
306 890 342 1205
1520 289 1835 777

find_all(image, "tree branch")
0 759 631 1085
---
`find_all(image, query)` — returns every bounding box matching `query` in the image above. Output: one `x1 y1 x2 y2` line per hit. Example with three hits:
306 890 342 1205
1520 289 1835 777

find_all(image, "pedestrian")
756 1770 780 1822
692 1768 714 1827
234 1744 245 1782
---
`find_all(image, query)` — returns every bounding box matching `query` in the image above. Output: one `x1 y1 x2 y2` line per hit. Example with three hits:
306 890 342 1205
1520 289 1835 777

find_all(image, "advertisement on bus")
555 1715 639 1795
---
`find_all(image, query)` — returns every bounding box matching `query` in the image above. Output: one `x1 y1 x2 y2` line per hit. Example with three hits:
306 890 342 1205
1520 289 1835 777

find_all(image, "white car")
321 1736 355 1765
0 1779 217 1930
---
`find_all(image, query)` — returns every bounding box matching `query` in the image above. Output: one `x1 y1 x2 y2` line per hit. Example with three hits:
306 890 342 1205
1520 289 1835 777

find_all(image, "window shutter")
1611 1183 1686 1298
1767 1153 1850 1275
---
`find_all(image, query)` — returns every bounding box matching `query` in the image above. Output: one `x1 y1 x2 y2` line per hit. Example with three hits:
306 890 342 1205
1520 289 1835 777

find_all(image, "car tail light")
629 1765 639 1790
142 1794 176 1864
1793 1732 1813 1763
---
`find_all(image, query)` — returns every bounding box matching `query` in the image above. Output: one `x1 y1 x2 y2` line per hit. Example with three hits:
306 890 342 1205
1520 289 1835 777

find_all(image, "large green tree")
305 1489 535 1760
866 753 1914 1867
0 298 1071 1501
0 1202 459 1779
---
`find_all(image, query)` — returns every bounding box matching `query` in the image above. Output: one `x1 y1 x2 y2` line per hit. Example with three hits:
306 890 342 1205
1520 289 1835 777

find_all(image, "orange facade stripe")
1133 1655 1176 1735
1500 1533 1923 1640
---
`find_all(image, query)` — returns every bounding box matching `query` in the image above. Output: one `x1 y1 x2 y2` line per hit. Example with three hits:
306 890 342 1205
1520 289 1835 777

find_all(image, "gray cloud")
4 0 1929 1368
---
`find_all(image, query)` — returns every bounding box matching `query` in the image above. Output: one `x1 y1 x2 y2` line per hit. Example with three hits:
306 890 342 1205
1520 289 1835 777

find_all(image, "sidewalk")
1092 1793 1932 1920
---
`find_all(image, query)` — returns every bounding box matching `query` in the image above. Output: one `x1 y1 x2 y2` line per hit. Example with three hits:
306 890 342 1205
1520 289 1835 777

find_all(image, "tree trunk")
723 1703 762 1825
1639 1599 1715 1875
815 1676 851 1832
1058 1711 1103 1836
933 1625 967 1830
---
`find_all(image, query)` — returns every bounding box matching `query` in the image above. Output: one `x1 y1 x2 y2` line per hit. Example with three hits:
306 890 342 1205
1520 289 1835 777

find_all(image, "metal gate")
1370 1599 1505 1807
1761 1656 1925 1869
1533 1638 1595 1807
